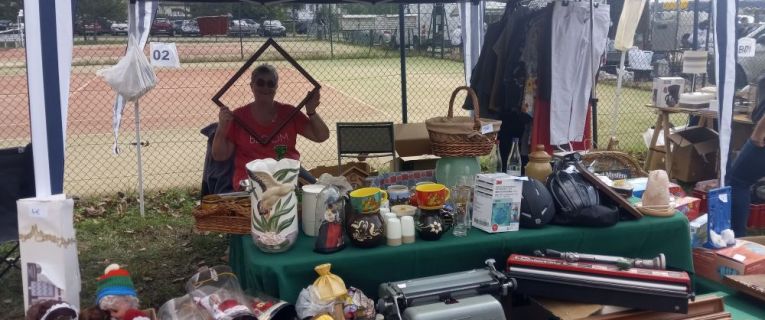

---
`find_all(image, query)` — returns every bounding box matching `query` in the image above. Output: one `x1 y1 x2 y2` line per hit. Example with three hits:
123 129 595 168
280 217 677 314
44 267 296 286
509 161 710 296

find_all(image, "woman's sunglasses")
253 79 276 88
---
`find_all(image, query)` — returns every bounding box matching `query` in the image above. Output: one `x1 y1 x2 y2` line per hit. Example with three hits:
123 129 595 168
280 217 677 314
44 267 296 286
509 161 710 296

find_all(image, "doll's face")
105 299 132 320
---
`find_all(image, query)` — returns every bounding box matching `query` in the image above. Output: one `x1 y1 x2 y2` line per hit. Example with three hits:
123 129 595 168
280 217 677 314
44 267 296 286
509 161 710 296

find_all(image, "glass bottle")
506 138 522 177
486 140 503 173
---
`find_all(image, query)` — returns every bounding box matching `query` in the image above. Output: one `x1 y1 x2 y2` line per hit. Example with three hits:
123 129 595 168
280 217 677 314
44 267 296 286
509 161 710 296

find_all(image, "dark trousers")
727 140 765 236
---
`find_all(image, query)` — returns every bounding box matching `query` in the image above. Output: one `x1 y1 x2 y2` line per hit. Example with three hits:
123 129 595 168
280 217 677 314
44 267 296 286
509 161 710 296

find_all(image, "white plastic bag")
97 36 157 101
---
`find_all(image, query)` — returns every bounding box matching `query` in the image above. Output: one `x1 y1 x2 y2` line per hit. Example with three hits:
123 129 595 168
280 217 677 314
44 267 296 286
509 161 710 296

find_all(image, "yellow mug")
414 183 451 209
349 187 388 213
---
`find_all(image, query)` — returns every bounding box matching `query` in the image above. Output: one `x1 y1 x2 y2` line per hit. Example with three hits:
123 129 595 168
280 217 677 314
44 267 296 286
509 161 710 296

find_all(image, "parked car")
110 21 128 35
260 20 286 37
180 20 200 37
172 20 184 35
83 22 104 35
241 19 260 31
0 20 11 31
151 18 174 36
228 19 258 37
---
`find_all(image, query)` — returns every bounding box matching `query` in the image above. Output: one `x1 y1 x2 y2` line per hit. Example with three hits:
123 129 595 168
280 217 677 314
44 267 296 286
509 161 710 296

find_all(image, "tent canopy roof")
163 0 482 4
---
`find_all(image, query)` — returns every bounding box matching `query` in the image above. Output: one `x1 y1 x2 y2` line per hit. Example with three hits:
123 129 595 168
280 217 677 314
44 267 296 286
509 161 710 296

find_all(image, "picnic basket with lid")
425 86 501 157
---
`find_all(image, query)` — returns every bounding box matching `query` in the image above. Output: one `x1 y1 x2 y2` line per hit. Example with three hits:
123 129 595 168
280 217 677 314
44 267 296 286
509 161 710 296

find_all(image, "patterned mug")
387 184 412 206
349 187 389 214
414 183 451 209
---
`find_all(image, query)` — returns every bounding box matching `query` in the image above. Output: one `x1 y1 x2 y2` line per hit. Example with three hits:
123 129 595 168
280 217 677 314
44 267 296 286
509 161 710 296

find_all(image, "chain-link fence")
0 1 471 196
596 0 714 153
1 1 761 196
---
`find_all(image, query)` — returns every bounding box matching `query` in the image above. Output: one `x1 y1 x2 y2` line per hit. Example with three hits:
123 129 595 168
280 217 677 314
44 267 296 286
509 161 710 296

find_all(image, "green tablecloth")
229 213 694 303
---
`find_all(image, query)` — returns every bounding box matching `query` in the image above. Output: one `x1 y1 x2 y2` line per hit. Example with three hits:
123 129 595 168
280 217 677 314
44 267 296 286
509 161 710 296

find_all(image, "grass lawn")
0 188 225 318
595 81 692 152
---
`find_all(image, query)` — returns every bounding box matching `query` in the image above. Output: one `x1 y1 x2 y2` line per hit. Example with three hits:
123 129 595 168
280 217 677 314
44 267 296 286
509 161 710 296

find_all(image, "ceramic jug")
346 210 385 248
246 158 300 253
525 145 553 182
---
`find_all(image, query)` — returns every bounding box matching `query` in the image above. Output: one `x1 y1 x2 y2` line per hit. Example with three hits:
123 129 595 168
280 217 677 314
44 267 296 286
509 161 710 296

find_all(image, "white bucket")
301 184 325 236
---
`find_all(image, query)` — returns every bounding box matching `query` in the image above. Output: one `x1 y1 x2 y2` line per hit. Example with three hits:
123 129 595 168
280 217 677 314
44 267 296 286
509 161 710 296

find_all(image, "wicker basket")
425 86 502 157
581 151 648 179
193 195 251 235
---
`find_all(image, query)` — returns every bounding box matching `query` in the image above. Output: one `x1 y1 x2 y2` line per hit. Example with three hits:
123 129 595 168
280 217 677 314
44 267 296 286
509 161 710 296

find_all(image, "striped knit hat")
96 264 137 306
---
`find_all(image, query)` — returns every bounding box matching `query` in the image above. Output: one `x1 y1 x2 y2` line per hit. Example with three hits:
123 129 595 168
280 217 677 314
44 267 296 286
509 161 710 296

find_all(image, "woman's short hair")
251 64 279 83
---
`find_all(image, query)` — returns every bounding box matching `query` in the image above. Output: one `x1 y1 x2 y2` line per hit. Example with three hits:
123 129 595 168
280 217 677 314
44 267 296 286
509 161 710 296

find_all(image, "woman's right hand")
219 107 234 127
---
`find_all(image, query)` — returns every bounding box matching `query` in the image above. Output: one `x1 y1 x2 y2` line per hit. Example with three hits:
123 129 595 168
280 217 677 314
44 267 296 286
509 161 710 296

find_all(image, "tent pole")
590 0 598 149
134 100 145 217
399 3 408 124
611 50 627 138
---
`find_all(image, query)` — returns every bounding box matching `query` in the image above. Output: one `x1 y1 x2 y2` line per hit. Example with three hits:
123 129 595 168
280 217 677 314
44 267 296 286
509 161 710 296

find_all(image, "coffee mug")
387 185 411 206
414 183 451 209
349 187 388 214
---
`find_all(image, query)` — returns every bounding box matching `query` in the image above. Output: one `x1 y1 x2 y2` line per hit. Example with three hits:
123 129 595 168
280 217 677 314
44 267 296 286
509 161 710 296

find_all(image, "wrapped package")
312 264 347 302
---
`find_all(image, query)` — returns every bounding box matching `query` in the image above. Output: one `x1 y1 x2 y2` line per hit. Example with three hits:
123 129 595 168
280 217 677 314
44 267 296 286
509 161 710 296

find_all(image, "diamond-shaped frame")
212 38 321 145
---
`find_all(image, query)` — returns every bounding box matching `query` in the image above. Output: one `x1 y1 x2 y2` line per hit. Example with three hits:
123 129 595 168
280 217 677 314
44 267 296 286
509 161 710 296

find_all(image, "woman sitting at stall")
211 64 329 189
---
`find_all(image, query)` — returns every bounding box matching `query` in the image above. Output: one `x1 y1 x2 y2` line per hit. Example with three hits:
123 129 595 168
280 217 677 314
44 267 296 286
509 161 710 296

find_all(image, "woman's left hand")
305 89 321 114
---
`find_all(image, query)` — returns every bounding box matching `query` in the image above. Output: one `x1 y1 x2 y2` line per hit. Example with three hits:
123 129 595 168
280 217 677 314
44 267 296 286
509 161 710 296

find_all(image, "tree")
189 2 288 22
0 0 22 22
77 0 127 23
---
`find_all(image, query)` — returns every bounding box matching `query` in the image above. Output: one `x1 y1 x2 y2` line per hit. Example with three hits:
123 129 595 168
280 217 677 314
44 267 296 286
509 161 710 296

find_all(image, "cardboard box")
395 155 440 171
669 127 718 183
676 196 702 221
472 173 522 233
393 123 432 157
693 239 765 283
652 77 685 108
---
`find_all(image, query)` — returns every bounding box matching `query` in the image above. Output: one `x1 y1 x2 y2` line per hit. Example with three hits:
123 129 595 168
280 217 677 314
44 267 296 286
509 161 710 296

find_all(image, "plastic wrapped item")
295 287 334 319
247 292 298 320
246 158 300 253
341 287 376 320
314 185 347 254
158 295 209 320
185 266 256 320
312 264 347 303
97 36 157 101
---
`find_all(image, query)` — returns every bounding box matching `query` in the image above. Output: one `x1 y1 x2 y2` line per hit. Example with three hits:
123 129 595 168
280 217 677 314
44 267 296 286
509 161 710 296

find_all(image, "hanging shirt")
226 102 309 188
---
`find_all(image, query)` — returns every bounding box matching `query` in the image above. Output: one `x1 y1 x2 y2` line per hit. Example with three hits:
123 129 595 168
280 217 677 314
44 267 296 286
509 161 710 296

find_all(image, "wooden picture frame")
211 38 321 145
574 162 644 219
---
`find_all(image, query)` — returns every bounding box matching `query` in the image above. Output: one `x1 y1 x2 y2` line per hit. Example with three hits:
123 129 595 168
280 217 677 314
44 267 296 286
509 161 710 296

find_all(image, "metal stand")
134 100 145 216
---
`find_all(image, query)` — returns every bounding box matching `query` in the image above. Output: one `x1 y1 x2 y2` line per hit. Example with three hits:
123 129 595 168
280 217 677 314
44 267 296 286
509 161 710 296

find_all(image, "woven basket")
581 151 648 179
193 195 251 235
425 86 502 157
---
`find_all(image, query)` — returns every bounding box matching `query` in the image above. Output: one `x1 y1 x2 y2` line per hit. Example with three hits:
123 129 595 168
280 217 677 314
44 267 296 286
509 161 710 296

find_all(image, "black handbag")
547 154 619 227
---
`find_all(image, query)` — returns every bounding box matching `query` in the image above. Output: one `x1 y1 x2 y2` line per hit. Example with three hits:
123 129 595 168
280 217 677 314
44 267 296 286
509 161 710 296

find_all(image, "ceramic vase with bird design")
246 158 300 253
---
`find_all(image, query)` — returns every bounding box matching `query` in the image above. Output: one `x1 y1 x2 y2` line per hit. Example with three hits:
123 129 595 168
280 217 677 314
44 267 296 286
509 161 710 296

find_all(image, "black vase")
347 210 385 248
416 208 448 241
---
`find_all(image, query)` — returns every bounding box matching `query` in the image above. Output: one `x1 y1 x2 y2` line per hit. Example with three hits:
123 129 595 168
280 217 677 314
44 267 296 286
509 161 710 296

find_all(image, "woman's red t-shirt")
226 102 309 188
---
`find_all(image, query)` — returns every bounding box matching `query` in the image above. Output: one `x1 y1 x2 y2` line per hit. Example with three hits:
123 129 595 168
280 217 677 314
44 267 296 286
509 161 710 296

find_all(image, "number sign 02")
149 42 181 68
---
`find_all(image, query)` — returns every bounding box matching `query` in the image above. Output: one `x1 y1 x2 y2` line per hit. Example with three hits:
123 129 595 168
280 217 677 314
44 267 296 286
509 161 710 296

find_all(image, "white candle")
387 218 402 246
379 207 391 215
401 216 415 244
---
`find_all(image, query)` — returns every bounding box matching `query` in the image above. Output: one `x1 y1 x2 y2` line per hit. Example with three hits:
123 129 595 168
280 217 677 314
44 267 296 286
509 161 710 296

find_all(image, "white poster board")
17 195 81 312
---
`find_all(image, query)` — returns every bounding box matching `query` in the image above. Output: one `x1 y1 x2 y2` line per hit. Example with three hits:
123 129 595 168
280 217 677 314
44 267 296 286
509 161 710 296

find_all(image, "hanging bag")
97 35 157 101
425 86 502 157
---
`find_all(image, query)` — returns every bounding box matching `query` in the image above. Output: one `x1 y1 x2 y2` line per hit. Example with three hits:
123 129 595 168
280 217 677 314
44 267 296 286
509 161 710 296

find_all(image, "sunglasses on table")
252 79 276 88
